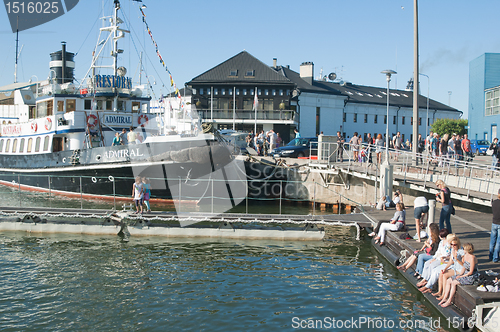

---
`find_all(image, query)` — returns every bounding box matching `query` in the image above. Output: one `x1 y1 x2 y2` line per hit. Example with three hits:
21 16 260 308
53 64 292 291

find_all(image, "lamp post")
380 69 396 200
381 70 397 164
420 73 429 136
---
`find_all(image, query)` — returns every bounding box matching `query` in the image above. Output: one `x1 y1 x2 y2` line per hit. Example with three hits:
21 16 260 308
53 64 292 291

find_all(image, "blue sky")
1 0 499 119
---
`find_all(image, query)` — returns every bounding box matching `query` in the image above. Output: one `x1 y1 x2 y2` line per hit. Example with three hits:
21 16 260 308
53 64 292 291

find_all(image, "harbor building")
469 53 500 141
164 51 461 143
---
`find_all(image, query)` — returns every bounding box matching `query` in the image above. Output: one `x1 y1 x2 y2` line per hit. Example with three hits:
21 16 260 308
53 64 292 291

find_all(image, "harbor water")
0 191 456 331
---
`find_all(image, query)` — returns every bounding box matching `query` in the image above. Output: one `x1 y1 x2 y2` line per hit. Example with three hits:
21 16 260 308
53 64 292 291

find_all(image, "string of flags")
139 5 184 109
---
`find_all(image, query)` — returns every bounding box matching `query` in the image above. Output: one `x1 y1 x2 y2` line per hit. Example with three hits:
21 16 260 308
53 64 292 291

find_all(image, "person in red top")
461 133 472 163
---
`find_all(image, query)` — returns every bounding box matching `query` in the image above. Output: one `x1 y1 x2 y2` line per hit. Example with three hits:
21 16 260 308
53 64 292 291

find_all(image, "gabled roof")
278 66 459 113
188 51 294 85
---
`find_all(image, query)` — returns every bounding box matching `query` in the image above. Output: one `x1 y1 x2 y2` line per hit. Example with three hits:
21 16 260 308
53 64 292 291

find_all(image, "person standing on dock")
132 176 144 214
414 196 429 242
436 180 452 232
489 188 500 263
336 131 344 162
461 134 472 163
489 138 499 170
294 128 301 139
143 177 152 213
350 132 359 162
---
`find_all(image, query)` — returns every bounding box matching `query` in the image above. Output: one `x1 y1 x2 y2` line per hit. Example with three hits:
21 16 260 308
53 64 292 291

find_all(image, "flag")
253 92 259 111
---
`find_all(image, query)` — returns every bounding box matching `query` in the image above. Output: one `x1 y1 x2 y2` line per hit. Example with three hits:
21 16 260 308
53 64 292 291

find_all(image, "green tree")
431 118 468 137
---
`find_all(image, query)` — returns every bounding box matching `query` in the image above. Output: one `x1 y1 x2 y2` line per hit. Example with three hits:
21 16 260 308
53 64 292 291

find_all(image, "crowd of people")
245 129 283 156
371 179 500 309
112 127 145 146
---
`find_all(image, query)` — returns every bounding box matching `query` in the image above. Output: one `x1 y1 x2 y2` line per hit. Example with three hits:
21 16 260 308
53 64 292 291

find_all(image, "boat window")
96 100 104 110
27 138 33 153
142 103 148 113
0 139 3 152
132 102 140 112
106 100 112 110
19 138 25 153
57 100 64 112
66 99 76 113
35 137 41 152
5 139 11 153
29 106 36 118
37 100 54 117
12 139 17 153
43 136 50 151
84 100 92 110
118 100 125 111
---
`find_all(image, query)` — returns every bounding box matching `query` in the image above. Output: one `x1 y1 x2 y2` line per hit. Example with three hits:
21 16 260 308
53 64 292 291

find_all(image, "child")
143 177 152 213
132 176 144 214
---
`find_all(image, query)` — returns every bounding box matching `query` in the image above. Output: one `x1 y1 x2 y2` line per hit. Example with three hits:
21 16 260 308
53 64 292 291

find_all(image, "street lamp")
381 69 397 164
420 73 429 136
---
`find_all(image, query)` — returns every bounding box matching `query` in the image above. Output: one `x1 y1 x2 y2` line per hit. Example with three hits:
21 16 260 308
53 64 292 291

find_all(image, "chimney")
273 58 277 68
300 62 314 85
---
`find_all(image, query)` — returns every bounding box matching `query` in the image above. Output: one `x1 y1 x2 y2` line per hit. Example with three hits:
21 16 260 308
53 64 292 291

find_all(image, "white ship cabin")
0 80 155 156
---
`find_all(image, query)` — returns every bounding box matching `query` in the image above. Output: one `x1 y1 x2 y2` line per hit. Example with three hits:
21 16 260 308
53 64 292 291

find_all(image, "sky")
1 0 499 119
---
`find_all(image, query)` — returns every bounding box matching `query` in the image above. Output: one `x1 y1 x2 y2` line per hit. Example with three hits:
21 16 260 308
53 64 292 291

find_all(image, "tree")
431 118 468 137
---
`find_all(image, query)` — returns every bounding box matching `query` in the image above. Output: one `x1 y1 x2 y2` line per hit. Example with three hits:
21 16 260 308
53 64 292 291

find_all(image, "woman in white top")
374 203 406 246
375 134 384 164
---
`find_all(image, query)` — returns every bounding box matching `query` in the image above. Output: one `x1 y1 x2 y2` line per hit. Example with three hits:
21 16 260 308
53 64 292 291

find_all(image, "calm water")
0 228 455 332
0 188 456 331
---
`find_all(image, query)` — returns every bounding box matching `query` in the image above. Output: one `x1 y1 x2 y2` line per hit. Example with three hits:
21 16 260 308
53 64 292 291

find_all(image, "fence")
0 174 364 215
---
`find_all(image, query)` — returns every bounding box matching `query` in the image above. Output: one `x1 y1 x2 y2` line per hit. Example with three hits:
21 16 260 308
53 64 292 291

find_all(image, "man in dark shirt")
490 189 500 263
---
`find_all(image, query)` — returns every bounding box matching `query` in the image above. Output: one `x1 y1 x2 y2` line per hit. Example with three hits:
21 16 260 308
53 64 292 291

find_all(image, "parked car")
272 137 318 158
470 139 491 155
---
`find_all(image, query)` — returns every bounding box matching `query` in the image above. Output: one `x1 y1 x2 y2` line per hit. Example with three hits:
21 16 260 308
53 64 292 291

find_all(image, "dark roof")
188 51 294 85
278 66 459 113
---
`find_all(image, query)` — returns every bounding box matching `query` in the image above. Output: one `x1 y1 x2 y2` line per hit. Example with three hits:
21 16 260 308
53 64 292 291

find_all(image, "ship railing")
196 109 297 121
0 174 364 216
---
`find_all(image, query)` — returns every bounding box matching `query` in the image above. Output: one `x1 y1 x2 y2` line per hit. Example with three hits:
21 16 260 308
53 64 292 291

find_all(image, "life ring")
45 117 52 131
138 114 148 126
30 121 38 133
87 114 98 129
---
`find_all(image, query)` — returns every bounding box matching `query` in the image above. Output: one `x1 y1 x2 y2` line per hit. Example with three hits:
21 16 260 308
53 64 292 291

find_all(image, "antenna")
14 16 19 83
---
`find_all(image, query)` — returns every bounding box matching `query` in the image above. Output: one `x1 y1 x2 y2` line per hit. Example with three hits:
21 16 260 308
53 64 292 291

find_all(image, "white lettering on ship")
103 148 144 161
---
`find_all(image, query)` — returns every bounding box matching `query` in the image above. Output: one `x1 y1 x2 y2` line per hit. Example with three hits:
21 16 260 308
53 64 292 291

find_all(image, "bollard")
427 199 436 234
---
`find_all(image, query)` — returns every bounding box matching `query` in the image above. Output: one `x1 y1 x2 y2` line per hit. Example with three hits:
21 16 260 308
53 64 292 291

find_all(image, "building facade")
166 51 462 144
469 53 500 141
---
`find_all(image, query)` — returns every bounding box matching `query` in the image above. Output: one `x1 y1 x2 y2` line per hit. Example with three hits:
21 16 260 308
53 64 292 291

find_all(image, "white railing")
309 141 500 200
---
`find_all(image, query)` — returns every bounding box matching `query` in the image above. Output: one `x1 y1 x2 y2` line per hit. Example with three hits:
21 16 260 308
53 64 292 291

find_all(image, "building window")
106 100 112 110
402 116 405 125
243 89 247 96
236 89 239 95
384 115 387 124
364 114 367 123
272 89 276 96
57 100 64 113
229 69 238 76
199 88 204 95
222 88 225 95
265 89 269 96
316 107 320 136
214 88 218 95
485 87 500 116
132 102 140 112
374 115 378 124
353 113 357 123
279 89 283 96
393 116 396 124
343 113 346 122
251 89 254 95
258 89 262 95
245 70 255 77
411 117 413 125
419 117 422 126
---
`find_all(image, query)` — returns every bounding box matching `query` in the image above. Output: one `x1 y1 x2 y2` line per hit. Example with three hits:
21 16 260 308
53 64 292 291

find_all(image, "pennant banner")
140 5 183 108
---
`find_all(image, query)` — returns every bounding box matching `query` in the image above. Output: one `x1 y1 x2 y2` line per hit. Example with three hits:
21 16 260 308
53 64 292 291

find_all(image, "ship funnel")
49 42 75 84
